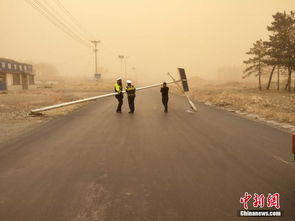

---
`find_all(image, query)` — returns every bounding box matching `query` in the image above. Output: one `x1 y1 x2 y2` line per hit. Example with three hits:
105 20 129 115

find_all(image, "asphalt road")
0 89 294 221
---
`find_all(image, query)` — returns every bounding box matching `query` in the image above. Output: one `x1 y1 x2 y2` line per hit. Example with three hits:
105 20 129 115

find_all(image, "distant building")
0 58 36 90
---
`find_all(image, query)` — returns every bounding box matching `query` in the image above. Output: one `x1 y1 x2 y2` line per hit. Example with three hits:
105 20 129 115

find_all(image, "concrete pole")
91 40 100 74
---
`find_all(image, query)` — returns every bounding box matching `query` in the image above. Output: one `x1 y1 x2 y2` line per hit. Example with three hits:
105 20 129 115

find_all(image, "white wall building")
0 58 36 90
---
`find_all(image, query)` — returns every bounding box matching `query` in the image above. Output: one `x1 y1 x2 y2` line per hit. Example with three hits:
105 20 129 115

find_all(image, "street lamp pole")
118 55 124 78
124 56 129 80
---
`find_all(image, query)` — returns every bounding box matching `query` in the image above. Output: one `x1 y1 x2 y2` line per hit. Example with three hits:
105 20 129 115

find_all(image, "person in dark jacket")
125 80 136 114
160 82 169 112
114 78 123 113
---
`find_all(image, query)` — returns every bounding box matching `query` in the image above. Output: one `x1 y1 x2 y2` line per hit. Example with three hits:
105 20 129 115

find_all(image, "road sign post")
293 133 295 161
167 69 197 112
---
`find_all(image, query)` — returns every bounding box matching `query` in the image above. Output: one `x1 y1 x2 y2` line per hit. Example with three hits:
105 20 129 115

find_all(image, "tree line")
243 11 295 92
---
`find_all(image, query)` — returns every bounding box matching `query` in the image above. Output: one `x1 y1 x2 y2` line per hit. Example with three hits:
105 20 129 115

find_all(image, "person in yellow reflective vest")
114 78 123 113
125 80 136 114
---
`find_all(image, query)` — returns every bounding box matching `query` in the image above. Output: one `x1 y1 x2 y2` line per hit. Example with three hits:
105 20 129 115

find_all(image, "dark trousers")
128 96 135 112
116 96 123 112
162 96 168 111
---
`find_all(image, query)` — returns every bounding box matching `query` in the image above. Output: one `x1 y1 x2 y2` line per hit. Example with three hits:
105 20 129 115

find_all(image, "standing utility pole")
91 40 101 78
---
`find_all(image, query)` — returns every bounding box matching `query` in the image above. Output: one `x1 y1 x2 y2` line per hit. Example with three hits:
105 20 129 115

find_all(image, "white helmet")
117 77 122 81
126 80 132 84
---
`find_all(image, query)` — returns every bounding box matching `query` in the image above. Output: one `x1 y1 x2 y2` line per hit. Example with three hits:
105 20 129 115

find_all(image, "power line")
25 0 91 49
52 0 91 39
25 0 133 75
42 0 90 42
49 0 121 58
32 0 91 47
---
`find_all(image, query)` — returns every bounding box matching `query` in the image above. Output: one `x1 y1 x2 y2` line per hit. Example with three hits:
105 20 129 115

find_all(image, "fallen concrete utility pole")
30 80 181 114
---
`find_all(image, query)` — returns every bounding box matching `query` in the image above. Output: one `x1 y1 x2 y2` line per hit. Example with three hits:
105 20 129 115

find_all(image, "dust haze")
1 0 295 83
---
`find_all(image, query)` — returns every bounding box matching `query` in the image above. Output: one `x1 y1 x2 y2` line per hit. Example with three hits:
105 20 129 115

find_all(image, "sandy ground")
1 79 294 144
187 81 295 126
0 81 114 144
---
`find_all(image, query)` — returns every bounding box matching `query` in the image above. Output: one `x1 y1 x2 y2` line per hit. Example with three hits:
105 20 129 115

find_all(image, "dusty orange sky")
1 0 294 82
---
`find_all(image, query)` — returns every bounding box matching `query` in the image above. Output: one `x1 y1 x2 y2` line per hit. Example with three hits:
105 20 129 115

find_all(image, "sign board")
178 68 189 92
94 73 101 79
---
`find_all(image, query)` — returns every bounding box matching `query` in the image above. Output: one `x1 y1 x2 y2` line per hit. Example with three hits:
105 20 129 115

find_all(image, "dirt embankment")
0 81 114 144
188 81 295 126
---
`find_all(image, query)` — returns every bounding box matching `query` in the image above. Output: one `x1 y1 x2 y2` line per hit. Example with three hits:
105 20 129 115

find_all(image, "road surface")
0 89 294 221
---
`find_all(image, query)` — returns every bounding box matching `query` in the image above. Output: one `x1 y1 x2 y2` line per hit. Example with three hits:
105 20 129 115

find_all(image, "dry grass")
188 81 295 125
0 81 114 144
